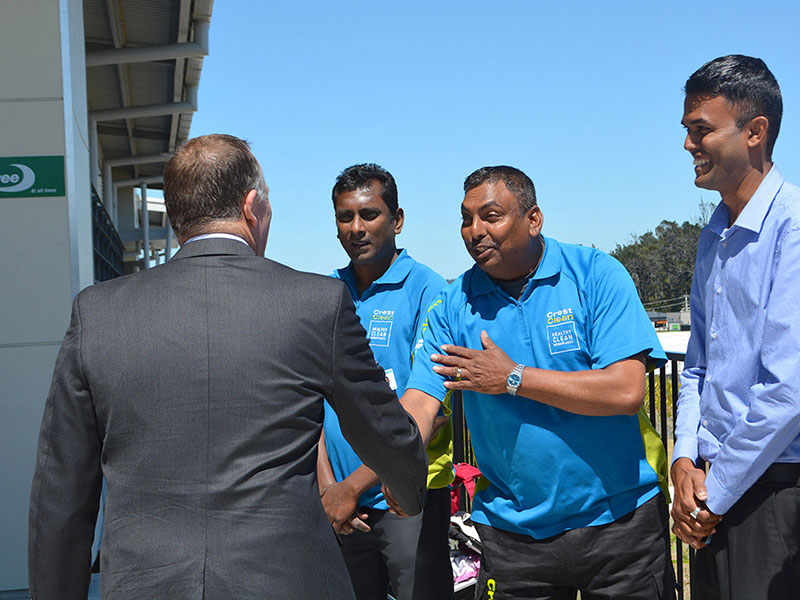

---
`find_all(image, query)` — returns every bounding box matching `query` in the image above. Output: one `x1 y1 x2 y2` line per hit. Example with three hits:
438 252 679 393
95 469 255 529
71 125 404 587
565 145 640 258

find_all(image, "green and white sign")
0 156 65 198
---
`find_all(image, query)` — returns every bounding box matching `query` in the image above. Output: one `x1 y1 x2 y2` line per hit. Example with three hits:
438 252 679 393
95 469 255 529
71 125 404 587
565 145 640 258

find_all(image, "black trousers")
474 493 676 600
340 487 454 600
694 463 800 600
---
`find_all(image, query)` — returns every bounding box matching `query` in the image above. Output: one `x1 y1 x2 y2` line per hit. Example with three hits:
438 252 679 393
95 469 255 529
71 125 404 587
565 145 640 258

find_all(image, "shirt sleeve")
411 274 448 345
673 254 707 465
705 226 800 514
406 293 454 402
588 254 666 369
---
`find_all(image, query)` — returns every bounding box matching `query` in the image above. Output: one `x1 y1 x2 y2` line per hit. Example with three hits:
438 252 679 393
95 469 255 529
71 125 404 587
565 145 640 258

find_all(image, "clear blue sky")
189 1 800 280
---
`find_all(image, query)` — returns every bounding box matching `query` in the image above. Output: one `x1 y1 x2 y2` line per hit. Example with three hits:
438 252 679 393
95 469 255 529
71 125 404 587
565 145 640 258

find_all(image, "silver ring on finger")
690 507 701 519
455 367 462 381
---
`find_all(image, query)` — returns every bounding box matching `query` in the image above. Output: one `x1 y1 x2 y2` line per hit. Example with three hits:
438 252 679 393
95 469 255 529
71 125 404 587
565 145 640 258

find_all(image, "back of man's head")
332 163 399 214
464 165 537 213
164 134 265 238
685 55 782 159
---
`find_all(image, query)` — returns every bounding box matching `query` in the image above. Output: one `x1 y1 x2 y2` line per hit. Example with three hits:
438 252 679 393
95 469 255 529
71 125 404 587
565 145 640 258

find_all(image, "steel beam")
86 21 209 67
88 86 197 122
113 175 163 188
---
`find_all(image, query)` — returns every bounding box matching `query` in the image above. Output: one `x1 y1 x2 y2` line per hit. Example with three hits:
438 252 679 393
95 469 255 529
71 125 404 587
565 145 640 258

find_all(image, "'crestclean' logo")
0 164 35 193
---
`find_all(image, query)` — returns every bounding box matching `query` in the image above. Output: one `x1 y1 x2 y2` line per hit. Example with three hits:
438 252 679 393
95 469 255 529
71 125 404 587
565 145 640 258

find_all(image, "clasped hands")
319 480 370 535
670 457 723 549
431 330 516 394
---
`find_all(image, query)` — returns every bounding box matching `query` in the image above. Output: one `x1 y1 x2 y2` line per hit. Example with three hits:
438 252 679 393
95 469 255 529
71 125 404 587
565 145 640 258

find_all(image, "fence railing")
450 350 695 598
92 187 124 283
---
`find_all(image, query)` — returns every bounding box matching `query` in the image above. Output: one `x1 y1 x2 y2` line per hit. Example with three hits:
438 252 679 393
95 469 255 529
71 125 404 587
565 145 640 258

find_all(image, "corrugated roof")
84 0 213 188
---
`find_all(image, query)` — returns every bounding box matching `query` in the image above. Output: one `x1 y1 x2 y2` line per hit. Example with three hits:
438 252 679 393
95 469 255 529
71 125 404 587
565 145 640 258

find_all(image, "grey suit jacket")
28 238 428 599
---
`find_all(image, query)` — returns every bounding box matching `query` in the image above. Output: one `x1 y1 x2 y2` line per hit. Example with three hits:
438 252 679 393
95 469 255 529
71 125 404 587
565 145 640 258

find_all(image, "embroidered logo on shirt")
546 307 580 354
368 309 394 346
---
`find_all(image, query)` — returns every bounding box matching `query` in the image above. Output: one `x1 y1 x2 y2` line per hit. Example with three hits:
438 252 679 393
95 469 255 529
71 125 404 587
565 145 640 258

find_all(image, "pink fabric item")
450 463 483 514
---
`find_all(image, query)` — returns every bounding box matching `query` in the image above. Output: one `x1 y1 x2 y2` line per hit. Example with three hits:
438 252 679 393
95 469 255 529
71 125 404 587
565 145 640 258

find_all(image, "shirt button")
716 286 722 294
706 375 711 382
702 419 708 427
721 241 728 248
711 331 717 339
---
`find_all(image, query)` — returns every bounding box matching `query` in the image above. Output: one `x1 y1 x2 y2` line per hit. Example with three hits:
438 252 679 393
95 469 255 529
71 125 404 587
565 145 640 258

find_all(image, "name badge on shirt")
384 367 398 391
547 321 580 354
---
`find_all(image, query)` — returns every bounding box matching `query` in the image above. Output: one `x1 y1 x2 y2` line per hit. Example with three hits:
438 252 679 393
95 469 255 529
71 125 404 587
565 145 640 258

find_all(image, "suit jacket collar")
171 237 257 261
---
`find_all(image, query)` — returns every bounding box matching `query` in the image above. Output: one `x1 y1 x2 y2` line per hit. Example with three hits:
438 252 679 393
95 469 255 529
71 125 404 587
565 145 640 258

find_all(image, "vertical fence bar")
676 538 685 600
451 390 467 512
648 370 657 426
659 364 668 446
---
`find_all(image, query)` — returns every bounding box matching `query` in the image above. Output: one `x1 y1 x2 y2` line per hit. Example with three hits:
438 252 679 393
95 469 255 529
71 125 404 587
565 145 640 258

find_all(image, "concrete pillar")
0 0 92 591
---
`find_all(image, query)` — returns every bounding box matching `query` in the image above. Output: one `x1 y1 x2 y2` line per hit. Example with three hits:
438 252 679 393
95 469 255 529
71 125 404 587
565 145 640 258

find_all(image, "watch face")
507 372 522 387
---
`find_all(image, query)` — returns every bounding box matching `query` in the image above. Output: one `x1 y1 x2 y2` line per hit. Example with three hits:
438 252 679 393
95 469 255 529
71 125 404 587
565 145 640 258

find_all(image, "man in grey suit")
28 134 429 599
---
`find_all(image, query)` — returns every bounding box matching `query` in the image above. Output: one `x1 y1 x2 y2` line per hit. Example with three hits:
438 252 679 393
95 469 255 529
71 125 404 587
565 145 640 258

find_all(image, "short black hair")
332 163 399 214
463 166 537 212
685 54 782 159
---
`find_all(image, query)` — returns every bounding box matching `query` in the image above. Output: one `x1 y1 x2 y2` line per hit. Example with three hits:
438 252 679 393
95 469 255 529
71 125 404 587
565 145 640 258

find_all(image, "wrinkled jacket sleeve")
326 284 428 515
28 295 103 600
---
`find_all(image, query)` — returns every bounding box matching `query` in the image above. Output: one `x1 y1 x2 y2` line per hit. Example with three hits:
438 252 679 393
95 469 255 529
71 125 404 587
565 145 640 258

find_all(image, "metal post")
165 218 174 261
140 183 150 269
103 162 112 215
112 184 118 228
89 117 99 194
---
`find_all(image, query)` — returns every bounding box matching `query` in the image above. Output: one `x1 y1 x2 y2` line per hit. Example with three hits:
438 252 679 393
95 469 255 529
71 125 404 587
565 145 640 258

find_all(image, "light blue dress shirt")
675 166 800 515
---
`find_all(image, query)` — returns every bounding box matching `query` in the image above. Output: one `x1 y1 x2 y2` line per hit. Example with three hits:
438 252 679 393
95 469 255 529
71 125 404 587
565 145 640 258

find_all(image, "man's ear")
746 115 769 150
393 208 405 235
527 205 543 237
241 189 260 226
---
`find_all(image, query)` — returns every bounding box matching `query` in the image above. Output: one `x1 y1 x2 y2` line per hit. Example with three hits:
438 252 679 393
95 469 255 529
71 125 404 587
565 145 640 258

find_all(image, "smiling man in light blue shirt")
673 55 800 600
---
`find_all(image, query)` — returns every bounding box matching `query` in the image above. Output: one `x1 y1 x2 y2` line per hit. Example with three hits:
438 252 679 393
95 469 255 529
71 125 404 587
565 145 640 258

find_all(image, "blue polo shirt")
323 249 449 509
407 237 666 538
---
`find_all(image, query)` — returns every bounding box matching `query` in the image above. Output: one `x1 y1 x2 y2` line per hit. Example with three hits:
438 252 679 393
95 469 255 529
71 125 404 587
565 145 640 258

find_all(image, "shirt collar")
336 249 414 295
470 236 562 297
185 232 250 246
707 166 785 236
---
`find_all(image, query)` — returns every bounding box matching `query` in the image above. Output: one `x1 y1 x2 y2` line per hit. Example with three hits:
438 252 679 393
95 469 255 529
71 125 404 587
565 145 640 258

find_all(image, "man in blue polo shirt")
317 163 454 600
398 166 675 599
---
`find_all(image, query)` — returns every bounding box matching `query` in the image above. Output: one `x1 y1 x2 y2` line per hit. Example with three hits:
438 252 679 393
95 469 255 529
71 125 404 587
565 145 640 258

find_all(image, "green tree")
611 219 703 306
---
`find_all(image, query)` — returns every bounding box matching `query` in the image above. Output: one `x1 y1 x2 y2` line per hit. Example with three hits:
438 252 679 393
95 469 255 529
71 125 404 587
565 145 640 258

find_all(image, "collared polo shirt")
407 237 666 538
323 249 451 509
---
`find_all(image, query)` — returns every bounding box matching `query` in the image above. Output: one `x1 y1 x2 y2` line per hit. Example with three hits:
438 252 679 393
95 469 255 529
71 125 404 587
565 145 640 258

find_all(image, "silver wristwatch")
506 363 525 395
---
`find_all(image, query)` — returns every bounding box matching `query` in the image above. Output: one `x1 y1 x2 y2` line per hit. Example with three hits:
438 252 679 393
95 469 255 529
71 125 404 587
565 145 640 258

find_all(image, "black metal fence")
91 188 124 283
450 351 696 598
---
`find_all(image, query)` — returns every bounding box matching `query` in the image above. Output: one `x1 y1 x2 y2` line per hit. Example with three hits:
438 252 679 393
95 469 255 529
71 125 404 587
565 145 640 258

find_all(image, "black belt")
756 463 800 485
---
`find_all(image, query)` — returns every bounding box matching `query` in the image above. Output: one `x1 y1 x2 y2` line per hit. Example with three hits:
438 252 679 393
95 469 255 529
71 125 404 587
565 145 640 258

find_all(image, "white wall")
0 0 92 590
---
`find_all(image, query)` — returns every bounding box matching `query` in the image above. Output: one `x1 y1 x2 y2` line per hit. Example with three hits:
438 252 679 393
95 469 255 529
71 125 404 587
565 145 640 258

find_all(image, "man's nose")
470 218 486 239
351 215 365 234
684 132 697 153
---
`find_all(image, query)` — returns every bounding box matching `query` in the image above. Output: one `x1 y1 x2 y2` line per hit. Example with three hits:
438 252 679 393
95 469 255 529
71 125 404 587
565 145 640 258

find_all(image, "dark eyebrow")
479 201 503 211
682 117 709 127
